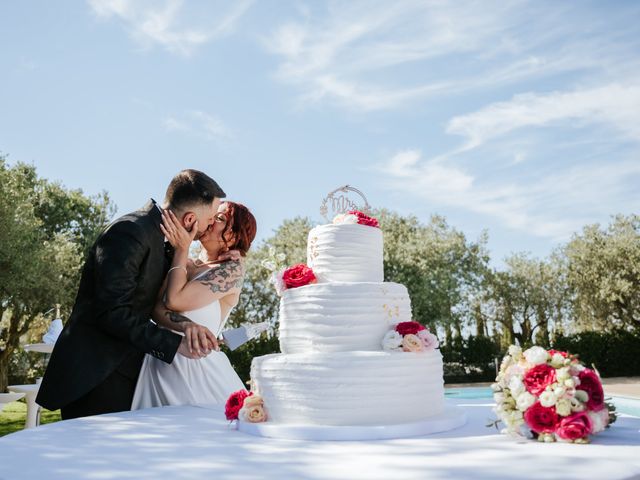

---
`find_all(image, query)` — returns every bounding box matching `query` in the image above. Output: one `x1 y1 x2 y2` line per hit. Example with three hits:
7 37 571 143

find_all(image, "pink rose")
402 334 424 352
347 210 380 228
577 369 605 411
282 264 317 289
395 321 426 336
225 390 251 420
523 402 559 434
555 412 593 441
417 329 439 350
523 364 557 396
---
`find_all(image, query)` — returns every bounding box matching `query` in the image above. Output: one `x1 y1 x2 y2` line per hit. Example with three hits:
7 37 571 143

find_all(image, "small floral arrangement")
270 263 317 296
333 210 380 228
382 321 439 352
225 390 268 423
491 345 616 443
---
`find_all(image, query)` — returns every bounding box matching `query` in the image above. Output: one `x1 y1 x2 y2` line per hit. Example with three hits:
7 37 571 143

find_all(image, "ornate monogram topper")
320 185 372 222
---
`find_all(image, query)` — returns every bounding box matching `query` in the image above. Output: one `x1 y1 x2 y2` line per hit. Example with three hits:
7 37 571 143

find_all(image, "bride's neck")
201 247 221 263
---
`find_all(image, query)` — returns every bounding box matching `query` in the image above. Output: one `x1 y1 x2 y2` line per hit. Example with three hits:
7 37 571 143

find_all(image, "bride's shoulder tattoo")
198 259 244 294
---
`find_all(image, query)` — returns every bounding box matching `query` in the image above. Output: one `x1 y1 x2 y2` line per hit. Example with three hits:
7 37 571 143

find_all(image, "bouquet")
492 345 616 443
382 321 439 352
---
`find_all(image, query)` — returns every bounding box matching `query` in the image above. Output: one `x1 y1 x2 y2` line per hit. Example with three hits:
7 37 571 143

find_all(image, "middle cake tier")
278 282 412 354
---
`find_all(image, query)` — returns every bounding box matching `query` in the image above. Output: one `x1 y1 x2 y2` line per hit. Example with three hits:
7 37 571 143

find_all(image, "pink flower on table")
395 321 426 336
523 364 557 396
555 412 593 441
523 402 560 434
577 369 605 411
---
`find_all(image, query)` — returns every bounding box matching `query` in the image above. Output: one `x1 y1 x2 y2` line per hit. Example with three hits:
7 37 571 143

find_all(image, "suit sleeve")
91 221 181 363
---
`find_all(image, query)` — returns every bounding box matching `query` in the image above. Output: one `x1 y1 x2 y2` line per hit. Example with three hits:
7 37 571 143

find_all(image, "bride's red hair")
221 202 257 256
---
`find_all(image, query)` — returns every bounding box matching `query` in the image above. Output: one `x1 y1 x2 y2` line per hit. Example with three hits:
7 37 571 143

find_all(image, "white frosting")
279 282 412 354
252 350 445 426
307 223 383 283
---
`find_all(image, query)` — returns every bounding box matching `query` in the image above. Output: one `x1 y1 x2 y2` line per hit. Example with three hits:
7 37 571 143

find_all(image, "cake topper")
320 185 372 222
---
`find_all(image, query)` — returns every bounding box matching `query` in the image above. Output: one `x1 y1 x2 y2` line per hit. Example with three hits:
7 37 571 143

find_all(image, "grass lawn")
0 401 61 437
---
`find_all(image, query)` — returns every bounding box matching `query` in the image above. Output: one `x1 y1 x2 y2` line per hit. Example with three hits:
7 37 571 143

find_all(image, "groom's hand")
183 322 219 356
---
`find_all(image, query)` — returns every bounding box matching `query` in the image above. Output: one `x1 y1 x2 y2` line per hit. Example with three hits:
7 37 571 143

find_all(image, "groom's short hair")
164 169 226 211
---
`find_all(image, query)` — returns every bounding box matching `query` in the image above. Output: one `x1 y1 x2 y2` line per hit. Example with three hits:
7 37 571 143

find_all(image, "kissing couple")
37 169 257 419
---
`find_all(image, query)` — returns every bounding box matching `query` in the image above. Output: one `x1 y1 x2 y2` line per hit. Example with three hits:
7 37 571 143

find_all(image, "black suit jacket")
37 200 182 410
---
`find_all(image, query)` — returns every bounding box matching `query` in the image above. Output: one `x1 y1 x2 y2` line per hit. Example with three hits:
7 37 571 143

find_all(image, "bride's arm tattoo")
198 259 245 294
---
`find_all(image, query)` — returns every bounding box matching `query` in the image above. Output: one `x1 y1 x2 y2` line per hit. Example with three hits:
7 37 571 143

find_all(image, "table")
23 343 54 354
0 392 25 412
1 399 639 480
7 384 41 429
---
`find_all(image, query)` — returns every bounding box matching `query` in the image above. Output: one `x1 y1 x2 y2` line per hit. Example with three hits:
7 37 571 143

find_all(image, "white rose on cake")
382 330 403 351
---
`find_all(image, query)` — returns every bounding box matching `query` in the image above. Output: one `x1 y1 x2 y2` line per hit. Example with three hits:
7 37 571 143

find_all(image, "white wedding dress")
131 272 245 410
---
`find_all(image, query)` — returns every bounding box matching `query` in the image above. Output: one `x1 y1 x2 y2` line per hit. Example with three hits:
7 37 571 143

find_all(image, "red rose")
523 402 560 434
347 210 380 228
395 321 426 336
556 412 593 441
577 369 605 411
523 364 557 396
548 349 568 358
225 390 251 420
282 264 317 289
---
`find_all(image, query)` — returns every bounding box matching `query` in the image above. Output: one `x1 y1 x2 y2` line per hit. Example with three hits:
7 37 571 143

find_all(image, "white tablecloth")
1 399 639 480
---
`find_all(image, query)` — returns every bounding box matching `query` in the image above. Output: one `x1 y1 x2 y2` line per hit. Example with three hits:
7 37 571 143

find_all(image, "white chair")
0 392 26 412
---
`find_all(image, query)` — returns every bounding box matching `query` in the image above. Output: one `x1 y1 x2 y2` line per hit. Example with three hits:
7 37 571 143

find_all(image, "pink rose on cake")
347 210 380 228
402 334 424 352
282 264 317 289
382 321 439 353
332 213 359 225
238 394 268 423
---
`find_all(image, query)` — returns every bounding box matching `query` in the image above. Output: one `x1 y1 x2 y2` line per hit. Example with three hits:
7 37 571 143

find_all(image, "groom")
37 169 225 419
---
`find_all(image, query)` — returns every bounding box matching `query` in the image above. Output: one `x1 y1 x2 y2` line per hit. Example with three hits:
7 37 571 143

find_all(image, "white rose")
539 390 558 408
555 367 570 382
575 390 589 403
564 378 576 389
587 408 610 434
381 330 403 351
570 397 586 412
516 391 536 411
508 345 522 358
508 376 525 397
493 392 505 404
550 353 565 368
556 398 572 417
553 386 566 398
523 346 549 365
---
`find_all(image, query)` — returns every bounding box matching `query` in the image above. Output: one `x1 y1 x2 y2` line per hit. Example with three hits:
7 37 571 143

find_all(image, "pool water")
445 387 640 417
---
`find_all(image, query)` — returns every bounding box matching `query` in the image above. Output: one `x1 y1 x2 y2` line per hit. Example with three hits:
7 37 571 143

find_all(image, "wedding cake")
228 188 464 439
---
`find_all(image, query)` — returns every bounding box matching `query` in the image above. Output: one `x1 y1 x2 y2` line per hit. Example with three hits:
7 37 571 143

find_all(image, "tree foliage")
0 157 113 391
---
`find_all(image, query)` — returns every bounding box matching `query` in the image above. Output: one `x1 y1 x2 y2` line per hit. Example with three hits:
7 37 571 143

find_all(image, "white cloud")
447 83 640 150
88 0 252 56
163 110 231 141
377 149 640 241
264 0 640 111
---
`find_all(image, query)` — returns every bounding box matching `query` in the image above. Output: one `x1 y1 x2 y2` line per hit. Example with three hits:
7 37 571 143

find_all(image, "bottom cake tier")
250 350 445 426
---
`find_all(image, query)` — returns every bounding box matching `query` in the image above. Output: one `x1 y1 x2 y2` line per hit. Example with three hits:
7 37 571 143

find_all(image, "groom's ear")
182 212 195 230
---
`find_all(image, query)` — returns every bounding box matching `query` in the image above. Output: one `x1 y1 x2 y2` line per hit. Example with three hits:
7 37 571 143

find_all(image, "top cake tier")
307 223 383 283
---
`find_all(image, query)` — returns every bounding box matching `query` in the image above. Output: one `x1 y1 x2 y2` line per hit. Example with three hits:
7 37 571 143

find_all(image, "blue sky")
1 0 639 267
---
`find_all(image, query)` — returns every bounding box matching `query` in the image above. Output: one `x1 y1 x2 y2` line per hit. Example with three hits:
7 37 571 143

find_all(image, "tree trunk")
0 348 11 392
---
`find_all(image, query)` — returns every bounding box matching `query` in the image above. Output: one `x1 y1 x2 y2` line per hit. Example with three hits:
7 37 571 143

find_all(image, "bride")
132 201 257 409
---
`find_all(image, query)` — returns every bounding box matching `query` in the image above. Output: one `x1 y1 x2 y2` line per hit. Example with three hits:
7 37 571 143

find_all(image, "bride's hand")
160 209 198 252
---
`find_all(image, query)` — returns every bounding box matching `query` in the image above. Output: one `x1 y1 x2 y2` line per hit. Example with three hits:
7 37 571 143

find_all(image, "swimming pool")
445 387 640 417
